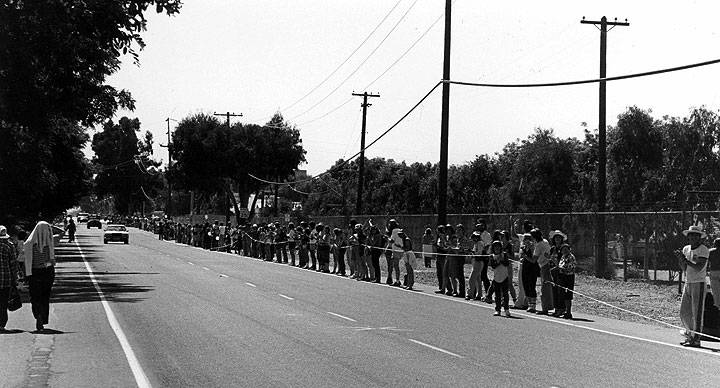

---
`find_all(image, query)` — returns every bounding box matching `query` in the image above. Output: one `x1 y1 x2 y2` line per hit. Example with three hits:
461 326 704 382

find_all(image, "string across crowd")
139 215 719 347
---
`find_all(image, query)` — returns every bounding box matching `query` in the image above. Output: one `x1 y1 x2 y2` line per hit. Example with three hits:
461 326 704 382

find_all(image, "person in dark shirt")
709 238 720 309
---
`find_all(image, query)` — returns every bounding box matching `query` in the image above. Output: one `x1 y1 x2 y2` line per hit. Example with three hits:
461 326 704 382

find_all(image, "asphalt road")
5 226 719 387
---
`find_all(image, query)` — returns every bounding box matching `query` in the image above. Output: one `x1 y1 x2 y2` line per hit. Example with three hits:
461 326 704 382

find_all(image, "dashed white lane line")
75 242 152 388
219 274 229 278
202 267 210 271
187 262 195 266
245 282 257 288
327 312 357 322
408 339 463 358
278 294 294 301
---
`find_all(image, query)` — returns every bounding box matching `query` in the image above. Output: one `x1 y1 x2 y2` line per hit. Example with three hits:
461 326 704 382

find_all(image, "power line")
248 80 442 186
289 0 421 121
281 0 403 114
445 58 720 88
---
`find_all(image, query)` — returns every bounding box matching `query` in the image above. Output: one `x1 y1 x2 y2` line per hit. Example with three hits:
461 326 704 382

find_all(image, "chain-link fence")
305 210 719 282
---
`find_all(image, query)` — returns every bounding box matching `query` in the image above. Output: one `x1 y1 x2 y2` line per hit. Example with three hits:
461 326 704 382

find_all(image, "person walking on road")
676 225 709 347
22 221 56 332
0 225 19 332
66 218 76 243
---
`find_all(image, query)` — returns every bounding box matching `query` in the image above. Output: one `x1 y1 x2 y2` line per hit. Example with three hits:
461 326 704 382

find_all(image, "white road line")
187 262 195 266
278 294 294 300
327 312 357 322
245 282 257 288
408 339 463 358
202 267 210 271
75 242 152 388
417 287 720 358
219 274 229 278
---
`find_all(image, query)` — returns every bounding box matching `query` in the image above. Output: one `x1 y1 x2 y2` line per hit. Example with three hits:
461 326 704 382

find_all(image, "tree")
170 113 306 223
607 107 664 210
497 128 578 212
92 117 163 215
0 1 181 223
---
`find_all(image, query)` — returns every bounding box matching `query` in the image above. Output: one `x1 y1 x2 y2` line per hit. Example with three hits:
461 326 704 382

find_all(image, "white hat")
548 230 567 241
682 225 706 238
0 225 8 239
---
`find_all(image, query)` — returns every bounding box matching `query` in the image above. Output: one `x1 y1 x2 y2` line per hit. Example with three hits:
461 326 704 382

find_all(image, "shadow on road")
48 270 154 304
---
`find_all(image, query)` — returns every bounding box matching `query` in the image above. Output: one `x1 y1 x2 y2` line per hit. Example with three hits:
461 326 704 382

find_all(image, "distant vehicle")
104 224 129 244
87 217 102 229
77 213 90 223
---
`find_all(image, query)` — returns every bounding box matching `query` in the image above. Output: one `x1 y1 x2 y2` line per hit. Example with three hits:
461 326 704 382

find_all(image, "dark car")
87 218 102 229
104 224 129 244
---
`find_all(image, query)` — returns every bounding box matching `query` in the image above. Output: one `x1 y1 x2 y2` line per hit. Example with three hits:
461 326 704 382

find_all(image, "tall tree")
0 1 181 223
171 113 306 223
92 117 163 215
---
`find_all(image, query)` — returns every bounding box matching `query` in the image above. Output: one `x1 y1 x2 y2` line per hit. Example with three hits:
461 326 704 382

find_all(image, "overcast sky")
106 0 720 176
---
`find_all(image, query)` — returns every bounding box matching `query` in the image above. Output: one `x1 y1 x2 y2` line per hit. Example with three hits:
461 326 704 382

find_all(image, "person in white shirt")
531 228 552 314
676 225 709 347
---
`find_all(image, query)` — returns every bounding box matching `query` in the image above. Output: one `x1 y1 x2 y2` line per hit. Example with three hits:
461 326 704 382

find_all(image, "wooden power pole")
581 16 629 278
213 112 243 224
352 91 380 215
438 0 452 226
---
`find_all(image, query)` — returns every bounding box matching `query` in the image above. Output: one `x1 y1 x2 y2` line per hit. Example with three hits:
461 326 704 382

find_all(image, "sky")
106 0 720 176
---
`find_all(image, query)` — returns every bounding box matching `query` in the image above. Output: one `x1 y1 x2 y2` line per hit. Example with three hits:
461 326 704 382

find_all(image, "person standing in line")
398 230 415 290
387 219 403 287
514 220 534 309
467 229 487 300
434 225 448 294
520 232 538 313
676 225 709 347
308 222 318 271
331 228 343 274
368 225 384 283
317 224 331 273
709 238 720 309
66 218 76 243
532 228 553 315
442 224 455 295
275 224 288 263
0 226 19 332
22 221 56 332
298 227 310 268
557 244 576 319
489 240 511 317
548 230 568 317
287 223 297 266
422 228 434 268
474 221 493 302
500 230 518 306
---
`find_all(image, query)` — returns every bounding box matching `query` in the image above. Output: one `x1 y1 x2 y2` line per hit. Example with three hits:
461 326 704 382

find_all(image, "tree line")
293 106 720 217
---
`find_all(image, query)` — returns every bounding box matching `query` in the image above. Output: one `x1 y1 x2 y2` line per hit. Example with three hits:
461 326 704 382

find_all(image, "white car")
103 224 129 244
77 212 89 223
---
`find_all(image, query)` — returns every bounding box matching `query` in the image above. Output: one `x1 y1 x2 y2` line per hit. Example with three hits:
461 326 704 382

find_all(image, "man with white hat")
676 225 709 347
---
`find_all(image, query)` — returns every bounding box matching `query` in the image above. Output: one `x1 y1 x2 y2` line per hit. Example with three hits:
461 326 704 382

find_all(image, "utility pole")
352 91 380 215
213 111 243 224
438 0 452 226
581 16 629 278
160 118 173 216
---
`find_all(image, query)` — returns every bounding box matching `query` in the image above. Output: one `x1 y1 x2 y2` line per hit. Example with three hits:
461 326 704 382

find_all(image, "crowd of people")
147 217 578 319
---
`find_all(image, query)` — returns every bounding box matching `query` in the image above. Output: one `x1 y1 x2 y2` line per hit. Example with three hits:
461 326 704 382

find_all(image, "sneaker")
435 290 445 294
504 310 511 318
562 312 573 320
493 311 501 316
393 282 402 287
527 308 537 313
445 291 454 296
551 310 565 317
536 310 549 315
